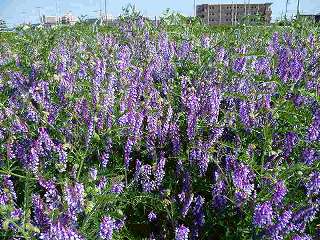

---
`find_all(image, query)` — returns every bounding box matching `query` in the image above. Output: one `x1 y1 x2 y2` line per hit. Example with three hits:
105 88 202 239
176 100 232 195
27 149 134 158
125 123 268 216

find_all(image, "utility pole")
21 11 27 24
55 0 60 24
194 0 196 17
235 3 237 24
231 1 234 25
207 5 209 24
56 0 59 17
244 0 247 18
285 0 289 19
104 0 107 23
36 7 42 23
219 3 222 25
93 10 100 18
296 0 300 17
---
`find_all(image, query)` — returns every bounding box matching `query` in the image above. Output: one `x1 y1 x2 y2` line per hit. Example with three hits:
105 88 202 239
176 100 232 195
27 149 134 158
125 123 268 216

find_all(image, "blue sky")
0 0 320 26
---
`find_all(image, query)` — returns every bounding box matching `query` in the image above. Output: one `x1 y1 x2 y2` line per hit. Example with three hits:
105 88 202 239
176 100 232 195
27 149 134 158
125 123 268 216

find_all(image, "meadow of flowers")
0 11 319 240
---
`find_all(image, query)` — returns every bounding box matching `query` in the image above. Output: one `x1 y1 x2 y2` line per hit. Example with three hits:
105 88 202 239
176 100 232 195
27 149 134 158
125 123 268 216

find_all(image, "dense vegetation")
0 11 319 240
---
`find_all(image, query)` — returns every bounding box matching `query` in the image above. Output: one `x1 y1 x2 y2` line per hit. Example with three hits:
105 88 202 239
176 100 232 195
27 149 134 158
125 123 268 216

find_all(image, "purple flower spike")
306 171 320 198
253 202 273 227
110 182 124 194
292 235 312 240
148 211 157 222
272 180 287 206
100 216 115 240
175 224 190 240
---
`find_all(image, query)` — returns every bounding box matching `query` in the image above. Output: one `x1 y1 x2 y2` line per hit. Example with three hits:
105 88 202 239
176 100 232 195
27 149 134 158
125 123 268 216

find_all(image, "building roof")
300 13 320 16
197 2 272 6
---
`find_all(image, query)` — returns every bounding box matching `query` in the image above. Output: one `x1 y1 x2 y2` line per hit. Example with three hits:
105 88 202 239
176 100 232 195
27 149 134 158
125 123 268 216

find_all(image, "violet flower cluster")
0 14 319 240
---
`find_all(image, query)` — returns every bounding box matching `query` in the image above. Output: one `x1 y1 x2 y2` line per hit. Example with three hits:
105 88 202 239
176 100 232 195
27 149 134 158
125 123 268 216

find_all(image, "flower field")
0 12 319 240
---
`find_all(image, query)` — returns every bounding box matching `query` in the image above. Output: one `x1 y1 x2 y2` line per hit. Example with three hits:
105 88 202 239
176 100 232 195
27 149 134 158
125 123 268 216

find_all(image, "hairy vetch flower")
97 177 107 192
307 111 320 141
233 56 247 73
38 177 60 211
0 175 17 204
154 152 166 188
148 211 157 222
110 182 124 194
209 85 221 124
306 171 320 198
181 193 194 218
65 182 84 221
32 194 50 230
291 206 318 232
10 208 23 219
267 210 293 239
239 101 253 129
292 235 312 240
253 202 273 227
283 132 298 158
212 171 227 209
40 217 84 240
193 195 205 227
100 216 115 240
232 163 255 205
272 180 287 206
175 224 190 240
170 121 181 154
302 148 318 166
186 89 199 140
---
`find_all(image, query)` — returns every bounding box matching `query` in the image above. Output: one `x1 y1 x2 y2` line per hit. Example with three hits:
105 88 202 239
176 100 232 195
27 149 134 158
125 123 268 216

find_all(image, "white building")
41 15 60 26
61 12 78 25
100 13 113 24
41 12 78 26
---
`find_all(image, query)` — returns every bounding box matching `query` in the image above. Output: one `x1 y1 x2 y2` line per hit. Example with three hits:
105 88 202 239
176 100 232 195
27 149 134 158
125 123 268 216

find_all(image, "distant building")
196 3 272 25
299 14 320 22
101 14 113 21
61 12 78 25
41 15 60 26
41 12 78 27
86 18 100 24
85 14 114 25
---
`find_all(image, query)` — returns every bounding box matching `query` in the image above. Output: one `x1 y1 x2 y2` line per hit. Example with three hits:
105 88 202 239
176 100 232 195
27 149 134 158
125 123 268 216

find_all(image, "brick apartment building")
300 14 320 23
196 3 272 25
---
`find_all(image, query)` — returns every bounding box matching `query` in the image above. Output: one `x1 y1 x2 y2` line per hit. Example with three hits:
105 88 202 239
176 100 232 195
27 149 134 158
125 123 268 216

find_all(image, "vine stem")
77 150 87 181
0 170 36 180
125 167 128 187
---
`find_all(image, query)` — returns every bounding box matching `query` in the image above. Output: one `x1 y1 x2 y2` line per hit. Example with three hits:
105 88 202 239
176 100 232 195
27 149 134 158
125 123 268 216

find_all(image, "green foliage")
0 11 320 240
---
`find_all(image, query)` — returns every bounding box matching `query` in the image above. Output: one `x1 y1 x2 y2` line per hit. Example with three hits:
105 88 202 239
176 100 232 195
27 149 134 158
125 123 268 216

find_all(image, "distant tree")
79 15 88 23
0 18 7 31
